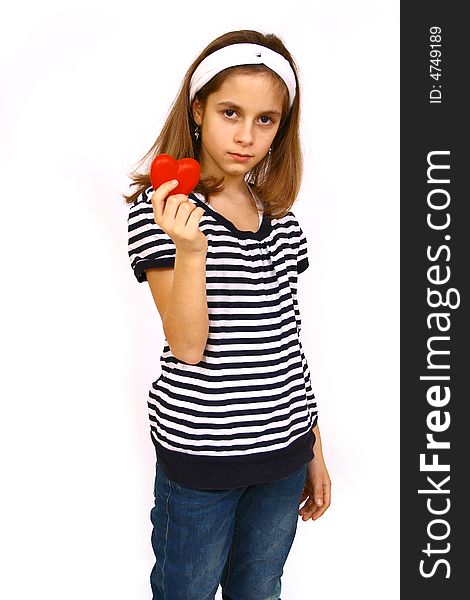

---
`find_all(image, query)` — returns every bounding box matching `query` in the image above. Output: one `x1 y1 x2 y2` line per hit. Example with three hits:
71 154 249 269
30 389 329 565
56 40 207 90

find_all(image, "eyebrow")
215 101 282 117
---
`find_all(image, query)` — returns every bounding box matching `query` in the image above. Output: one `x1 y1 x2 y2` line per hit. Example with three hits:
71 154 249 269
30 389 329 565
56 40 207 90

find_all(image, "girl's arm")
298 421 332 521
312 422 323 455
146 248 209 365
146 180 209 365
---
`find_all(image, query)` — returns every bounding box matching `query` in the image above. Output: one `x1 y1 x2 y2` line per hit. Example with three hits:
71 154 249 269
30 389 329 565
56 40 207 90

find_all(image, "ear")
191 99 204 126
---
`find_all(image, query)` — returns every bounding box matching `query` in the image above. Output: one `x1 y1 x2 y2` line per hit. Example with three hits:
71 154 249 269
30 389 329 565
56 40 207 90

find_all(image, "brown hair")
121 30 303 219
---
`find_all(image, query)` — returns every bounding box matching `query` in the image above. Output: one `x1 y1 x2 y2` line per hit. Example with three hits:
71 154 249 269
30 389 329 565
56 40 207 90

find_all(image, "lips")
228 152 254 161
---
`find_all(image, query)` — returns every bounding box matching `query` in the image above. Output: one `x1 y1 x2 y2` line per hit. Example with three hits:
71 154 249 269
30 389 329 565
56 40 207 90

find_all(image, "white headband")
189 43 297 108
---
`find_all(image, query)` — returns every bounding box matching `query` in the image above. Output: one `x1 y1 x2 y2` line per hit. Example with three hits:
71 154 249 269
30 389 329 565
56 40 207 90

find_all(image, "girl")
125 29 331 600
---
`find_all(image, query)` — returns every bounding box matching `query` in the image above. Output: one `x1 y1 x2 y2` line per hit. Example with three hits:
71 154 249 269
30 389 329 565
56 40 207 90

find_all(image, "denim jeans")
149 461 309 600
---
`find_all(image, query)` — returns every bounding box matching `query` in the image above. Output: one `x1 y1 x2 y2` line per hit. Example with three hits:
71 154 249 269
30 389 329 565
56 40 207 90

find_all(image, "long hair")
122 30 303 219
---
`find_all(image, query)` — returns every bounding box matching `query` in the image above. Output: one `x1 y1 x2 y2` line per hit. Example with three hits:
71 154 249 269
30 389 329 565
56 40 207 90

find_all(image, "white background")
0 1 399 598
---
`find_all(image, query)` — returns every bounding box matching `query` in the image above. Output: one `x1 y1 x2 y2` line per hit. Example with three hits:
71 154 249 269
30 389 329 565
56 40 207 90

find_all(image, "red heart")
150 154 200 196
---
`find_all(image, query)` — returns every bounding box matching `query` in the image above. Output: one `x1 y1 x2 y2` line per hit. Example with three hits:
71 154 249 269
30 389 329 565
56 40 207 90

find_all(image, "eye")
259 115 275 125
224 109 237 118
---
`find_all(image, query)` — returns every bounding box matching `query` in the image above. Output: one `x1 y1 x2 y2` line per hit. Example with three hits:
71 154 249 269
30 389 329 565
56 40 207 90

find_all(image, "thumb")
313 480 324 507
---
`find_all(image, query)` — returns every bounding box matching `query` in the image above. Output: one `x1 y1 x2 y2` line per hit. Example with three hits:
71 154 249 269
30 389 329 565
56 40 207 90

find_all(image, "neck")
199 151 251 198
221 178 250 197
201 172 253 206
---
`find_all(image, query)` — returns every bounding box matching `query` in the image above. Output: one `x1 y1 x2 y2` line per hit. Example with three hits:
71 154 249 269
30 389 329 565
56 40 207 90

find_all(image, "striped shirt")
128 185 318 489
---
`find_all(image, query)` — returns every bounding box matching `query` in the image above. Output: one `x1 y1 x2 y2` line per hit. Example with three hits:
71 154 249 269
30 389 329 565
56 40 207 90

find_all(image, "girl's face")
192 72 284 189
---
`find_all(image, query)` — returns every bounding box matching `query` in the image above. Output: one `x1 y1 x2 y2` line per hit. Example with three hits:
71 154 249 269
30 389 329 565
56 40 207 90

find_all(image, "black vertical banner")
401 3 468 598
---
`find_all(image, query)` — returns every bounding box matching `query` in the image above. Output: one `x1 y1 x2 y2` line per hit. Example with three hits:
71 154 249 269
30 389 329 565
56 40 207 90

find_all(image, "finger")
172 198 201 228
323 480 331 508
162 194 191 223
313 479 326 508
299 498 316 520
298 488 308 506
298 480 314 507
299 496 314 512
151 180 179 220
187 205 206 227
301 491 331 521
310 502 329 520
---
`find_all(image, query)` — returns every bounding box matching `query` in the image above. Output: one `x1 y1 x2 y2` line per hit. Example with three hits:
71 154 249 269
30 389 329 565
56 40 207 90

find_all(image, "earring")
268 147 272 156
194 125 200 140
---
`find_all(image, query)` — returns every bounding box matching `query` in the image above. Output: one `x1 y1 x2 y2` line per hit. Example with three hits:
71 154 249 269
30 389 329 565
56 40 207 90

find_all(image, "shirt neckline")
189 188 272 241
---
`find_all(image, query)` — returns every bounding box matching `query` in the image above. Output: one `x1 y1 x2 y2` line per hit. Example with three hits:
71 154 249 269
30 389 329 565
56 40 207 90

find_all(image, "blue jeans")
150 461 308 600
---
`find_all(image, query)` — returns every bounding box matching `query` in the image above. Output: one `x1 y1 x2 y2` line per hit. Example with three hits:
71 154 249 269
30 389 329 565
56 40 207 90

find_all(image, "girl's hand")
151 180 207 255
298 453 331 522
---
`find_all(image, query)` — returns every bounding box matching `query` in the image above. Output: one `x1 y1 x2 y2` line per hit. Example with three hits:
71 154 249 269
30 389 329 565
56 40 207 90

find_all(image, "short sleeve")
297 225 309 275
127 187 176 283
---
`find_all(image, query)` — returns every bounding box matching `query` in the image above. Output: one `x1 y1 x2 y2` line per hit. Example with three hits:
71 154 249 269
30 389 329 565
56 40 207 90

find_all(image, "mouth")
228 152 253 161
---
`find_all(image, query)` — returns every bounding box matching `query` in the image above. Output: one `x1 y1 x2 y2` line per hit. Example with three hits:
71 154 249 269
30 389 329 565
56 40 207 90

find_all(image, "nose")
234 120 254 146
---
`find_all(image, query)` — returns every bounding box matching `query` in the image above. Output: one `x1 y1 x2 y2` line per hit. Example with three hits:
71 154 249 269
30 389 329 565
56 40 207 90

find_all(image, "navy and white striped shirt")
128 186 318 489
